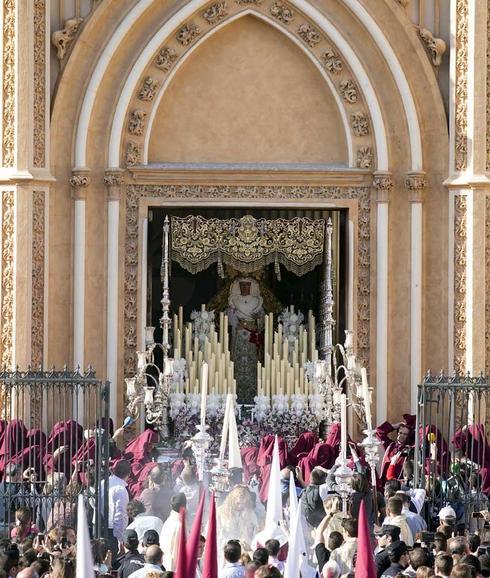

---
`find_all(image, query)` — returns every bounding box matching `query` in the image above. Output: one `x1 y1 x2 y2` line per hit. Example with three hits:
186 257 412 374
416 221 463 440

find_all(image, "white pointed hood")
228 397 242 469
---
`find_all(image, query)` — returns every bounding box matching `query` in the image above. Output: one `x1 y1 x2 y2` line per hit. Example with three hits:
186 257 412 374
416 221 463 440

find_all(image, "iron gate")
415 372 490 529
0 368 110 539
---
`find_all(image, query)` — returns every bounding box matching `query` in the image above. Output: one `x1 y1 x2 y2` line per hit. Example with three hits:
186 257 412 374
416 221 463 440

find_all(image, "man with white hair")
322 560 341 578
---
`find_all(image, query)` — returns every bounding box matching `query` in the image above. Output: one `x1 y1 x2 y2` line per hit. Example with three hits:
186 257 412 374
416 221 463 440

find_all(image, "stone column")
104 169 125 422
448 0 490 378
406 172 427 413
0 0 50 374
373 172 393 424
70 169 90 370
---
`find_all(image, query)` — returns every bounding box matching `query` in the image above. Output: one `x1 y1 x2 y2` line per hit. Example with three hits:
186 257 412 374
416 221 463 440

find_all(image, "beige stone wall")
149 16 348 164
2 0 465 425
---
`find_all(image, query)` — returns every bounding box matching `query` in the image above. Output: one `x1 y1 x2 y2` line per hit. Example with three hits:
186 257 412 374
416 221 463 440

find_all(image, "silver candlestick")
192 424 212 482
335 458 353 515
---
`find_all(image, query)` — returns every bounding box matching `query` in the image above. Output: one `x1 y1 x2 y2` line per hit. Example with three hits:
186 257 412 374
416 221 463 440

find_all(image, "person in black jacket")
380 541 410 578
116 529 145 578
375 525 401 578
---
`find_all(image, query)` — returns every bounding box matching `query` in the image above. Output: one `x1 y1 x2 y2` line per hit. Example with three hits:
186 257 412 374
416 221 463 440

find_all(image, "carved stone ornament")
373 173 393 202
235 0 262 5
418 27 446 67
137 77 159 102
357 147 373 169
123 185 371 375
176 22 201 46
70 172 90 198
270 2 294 24
51 17 83 60
126 142 142 167
455 0 468 171
104 170 125 200
203 1 228 24
2 0 16 167
351 112 369 137
322 49 342 74
154 47 178 72
297 23 321 47
31 191 45 369
339 79 358 104
33 0 46 168
1 191 15 368
406 172 427 202
394 0 409 6
69 173 90 188
453 194 467 374
128 109 147 136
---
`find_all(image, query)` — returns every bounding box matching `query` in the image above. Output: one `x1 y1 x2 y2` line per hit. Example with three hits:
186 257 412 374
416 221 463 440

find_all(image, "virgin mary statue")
228 277 265 402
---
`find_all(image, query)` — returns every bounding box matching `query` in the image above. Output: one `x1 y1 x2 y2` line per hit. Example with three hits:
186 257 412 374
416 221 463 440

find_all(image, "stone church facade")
0 0 487 424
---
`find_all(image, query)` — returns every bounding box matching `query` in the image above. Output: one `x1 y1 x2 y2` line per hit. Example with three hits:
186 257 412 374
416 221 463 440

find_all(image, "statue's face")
239 281 251 296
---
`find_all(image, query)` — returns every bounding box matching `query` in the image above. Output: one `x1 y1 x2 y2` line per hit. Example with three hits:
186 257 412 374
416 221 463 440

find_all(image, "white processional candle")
361 368 372 429
219 393 233 460
340 393 347 460
200 362 209 428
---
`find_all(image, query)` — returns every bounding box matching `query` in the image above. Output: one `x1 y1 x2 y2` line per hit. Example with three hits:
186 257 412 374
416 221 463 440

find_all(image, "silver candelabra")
125 216 177 438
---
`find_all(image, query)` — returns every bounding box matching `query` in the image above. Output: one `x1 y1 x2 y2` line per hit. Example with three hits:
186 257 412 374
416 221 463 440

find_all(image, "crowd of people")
0 414 488 578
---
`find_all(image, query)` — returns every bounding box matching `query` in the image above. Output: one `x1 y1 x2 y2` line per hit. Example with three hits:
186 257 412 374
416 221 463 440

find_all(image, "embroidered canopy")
170 214 326 277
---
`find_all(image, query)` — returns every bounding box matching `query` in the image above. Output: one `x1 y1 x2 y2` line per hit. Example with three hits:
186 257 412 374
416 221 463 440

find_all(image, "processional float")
124 213 379 504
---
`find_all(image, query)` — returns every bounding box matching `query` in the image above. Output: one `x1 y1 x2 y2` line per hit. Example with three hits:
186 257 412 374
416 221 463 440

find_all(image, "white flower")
290 394 307 417
254 395 271 422
169 392 186 420
186 393 201 416
308 393 326 419
206 393 222 418
272 394 290 414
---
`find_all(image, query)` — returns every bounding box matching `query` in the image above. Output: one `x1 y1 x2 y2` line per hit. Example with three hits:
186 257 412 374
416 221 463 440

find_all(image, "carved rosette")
176 22 201 46
33 0 46 168
406 172 428 203
70 171 90 199
339 79 358 104
128 110 147 136
454 194 467 375
126 142 142 167
357 147 373 170
137 77 159 102
104 170 125 200
31 191 45 371
203 1 228 24
373 173 394 202
351 112 369 137
123 185 371 374
155 47 178 71
455 0 468 171
270 2 294 24
1 191 15 367
322 49 342 74
2 0 16 167
297 23 321 47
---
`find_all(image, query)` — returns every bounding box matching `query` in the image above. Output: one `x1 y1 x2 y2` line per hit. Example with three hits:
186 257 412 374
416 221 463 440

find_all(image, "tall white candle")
340 393 347 460
219 393 233 460
361 368 372 429
200 362 209 428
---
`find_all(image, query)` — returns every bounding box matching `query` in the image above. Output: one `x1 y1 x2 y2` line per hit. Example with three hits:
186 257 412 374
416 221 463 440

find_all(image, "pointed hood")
228 398 243 469
186 490 205 577
354 500 376 578
76 495 95 578
202 492 218 578
255 435 288 546
174 507 188 578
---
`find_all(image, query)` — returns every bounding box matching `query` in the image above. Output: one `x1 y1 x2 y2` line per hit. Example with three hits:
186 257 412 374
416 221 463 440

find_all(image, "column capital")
406 171 428 202
103 169 125 200
373 171 394 202
70 169 91 200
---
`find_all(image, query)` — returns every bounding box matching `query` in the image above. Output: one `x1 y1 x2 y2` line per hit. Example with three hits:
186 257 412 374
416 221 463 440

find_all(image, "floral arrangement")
278 307 305 353
190 308 215 345
168 392 323 449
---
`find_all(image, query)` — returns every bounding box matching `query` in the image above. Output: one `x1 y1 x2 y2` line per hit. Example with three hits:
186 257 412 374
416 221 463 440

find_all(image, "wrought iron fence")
0 368 110 540
415 372 490 530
